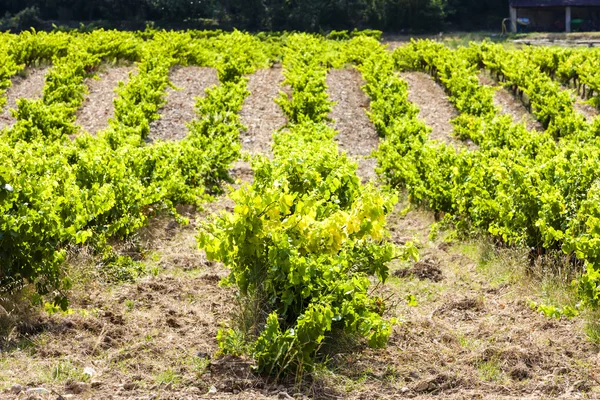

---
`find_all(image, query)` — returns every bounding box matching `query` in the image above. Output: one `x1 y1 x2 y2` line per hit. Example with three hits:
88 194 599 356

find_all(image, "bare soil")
327 68 380 183
148 66 219 142
0 67 48 129
76 66 135 135
565 86 600 122
400 72 463 148
239 67 287 156
478 71 544 132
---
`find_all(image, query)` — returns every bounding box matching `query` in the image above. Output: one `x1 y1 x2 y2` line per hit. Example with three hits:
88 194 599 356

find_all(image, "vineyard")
1 29 600 399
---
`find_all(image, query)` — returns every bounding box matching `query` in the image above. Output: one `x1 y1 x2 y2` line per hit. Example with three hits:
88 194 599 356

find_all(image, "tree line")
1 0 508 32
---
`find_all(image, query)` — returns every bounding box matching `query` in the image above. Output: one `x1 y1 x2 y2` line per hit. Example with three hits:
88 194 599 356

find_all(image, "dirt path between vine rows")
478 71 545 132
566 86 599 122
148 66 219 142
400 71 462 147
76 65 135 135
239 67 286 157
327 68 379 183
232 67 286 185
0 67 48 129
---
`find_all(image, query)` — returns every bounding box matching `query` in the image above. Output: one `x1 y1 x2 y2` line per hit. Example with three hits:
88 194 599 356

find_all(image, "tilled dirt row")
478 71 545 132
400 71 462 147
327 68 380 183
76 66 135 135
0 67 48 130
239 67 286 156
148 66 219 142
479 70 598 129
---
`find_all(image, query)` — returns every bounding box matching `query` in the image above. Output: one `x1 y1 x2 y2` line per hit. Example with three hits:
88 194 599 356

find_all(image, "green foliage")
406 294 418 307
0 30 270 308
199 33 417 376
0 6 42 32
276 35 334 124
99 253 147 283
528 300 581 320
3 1 507 32
327 30 350 41
354 37 600 312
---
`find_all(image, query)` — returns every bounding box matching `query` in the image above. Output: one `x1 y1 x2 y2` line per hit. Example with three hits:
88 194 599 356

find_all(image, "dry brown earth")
400 71 462 147
0 67 48 129
327 68 380 183
148 66 219 142
76 66 135 135
239 67 287 156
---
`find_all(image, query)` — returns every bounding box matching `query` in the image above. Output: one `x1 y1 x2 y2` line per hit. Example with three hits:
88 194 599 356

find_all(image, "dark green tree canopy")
1 0 509 31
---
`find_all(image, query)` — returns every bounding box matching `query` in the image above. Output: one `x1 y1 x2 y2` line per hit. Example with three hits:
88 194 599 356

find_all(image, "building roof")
510 0 600 6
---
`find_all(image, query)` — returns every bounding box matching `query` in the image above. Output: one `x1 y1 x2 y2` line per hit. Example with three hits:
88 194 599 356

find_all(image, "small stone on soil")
66 382 89 394
10 384 23 394
123 382 138 390
509 365 531 380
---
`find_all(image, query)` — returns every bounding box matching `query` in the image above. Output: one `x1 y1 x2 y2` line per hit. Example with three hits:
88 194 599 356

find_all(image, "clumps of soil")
148 66 219 141
209 355 257 389
394 256 444 282
478 71 544 132
412 373 464 394
478 345 541 369
327 68 380 183
0 67 48 129
474 346 542 383
433 297 485 322
76 65 135 135
239 67 287 156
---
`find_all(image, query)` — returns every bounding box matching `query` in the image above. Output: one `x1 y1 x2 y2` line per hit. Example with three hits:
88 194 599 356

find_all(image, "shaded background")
0 0 509 32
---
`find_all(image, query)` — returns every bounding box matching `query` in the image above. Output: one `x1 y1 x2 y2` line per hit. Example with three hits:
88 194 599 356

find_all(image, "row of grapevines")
523 46 600 110
354 37 600 308
0 30 81 111
0 31 149 303
394 39 496 120
392 40 562 167
0 33 23 110
472 42 593 138
199 33 417 375
0 30 269 307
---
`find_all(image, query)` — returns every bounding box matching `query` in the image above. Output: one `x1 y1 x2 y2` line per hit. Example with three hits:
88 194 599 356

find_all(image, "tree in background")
0 0 509 32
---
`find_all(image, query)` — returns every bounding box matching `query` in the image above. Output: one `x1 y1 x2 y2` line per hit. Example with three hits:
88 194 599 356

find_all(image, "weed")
43 360 89 383
155 369 181 385
124 299 135 312
584 312 600 344
477 359 504 383
190 357 210 378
